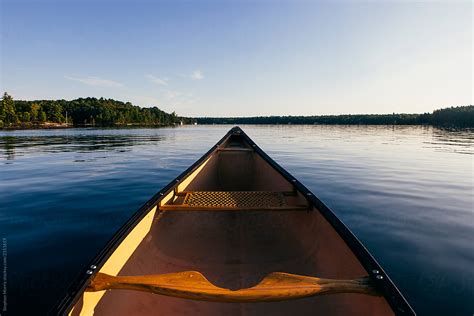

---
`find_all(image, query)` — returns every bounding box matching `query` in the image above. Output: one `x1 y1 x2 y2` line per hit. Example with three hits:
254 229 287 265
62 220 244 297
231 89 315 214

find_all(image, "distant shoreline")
194 105 473 127
2 123 473 132
1 93 472 129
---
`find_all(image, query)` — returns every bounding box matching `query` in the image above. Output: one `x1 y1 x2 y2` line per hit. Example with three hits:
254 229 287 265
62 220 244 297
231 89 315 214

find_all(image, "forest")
0 93 194 128
196 106 473 127
1 92 472 128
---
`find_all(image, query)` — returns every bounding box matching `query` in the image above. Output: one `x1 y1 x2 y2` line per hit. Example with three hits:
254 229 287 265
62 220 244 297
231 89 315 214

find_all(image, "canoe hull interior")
72 210 393 315
63 128 411 315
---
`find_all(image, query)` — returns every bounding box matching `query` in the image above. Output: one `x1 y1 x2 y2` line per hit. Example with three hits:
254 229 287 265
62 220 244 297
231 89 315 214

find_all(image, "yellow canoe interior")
70 134 395 315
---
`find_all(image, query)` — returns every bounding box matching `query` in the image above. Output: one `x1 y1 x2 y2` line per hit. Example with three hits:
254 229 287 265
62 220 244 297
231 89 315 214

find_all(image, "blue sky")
1 0 472 116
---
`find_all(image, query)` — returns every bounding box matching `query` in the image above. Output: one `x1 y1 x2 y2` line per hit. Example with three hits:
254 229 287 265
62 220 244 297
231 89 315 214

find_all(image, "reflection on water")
2 136 16 160
1 126 471 160
0 134 165 158
0 125 473 315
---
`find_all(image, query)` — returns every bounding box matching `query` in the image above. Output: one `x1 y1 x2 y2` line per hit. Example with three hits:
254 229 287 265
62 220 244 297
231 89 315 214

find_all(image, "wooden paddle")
86 271 379 302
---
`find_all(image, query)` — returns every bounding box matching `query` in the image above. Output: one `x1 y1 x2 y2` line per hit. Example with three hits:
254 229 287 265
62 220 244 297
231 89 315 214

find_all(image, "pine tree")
39 111 47 122
0 97 4 127
1 92 18 126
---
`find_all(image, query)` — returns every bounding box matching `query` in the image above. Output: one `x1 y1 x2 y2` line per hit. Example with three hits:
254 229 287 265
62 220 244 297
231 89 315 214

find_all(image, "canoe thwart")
86 271 379 302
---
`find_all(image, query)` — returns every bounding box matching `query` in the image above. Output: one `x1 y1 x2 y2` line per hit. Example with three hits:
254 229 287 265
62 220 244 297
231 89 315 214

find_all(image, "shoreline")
0 122 179 130
1 123 472 131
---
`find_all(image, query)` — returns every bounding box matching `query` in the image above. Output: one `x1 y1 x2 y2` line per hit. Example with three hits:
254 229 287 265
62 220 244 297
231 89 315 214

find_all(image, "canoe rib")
86 271 379 303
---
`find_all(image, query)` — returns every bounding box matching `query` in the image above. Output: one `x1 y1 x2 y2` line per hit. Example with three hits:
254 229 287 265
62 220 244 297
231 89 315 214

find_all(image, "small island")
1 92 472 128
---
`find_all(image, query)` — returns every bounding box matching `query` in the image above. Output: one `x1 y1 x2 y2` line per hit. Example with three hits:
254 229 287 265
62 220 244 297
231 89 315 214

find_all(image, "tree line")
0 92 195 128
196 106 473 127
1 92 472 128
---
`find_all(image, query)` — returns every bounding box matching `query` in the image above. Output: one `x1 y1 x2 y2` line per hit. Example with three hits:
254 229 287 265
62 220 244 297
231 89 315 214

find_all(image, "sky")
1 0 472 117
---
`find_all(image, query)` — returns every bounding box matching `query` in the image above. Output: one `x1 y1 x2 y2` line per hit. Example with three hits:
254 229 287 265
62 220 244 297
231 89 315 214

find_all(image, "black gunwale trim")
53 126 415 315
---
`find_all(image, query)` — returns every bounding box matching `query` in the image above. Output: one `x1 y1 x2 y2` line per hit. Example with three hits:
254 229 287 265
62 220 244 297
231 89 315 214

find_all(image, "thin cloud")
64 75 123 88
146 74 168 86
166 90 182 100
190 70 204 80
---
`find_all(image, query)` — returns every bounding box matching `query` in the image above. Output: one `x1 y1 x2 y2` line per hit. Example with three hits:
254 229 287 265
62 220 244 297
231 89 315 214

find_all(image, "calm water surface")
0 125 473 315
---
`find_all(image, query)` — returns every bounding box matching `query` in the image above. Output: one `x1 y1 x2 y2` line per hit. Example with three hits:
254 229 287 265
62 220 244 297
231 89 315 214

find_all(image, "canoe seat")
160 191 309 211
86 271 378 302
185 191 285 207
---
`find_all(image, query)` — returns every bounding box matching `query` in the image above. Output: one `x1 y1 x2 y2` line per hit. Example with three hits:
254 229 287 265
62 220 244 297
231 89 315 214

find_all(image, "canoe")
54 126 415 315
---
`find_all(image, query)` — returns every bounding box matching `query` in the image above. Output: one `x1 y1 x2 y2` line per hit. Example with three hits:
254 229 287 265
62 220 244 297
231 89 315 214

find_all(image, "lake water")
0 125 472 315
